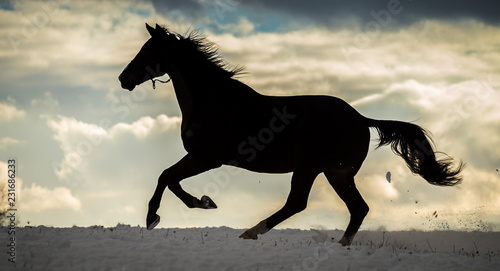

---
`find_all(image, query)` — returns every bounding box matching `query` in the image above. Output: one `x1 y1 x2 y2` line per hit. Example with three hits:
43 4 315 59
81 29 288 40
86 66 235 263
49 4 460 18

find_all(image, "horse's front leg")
147 153 220 230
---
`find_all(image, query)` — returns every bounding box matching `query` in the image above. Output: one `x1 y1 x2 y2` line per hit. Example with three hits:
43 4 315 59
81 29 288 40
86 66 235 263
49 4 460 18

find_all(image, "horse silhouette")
119 23 464 245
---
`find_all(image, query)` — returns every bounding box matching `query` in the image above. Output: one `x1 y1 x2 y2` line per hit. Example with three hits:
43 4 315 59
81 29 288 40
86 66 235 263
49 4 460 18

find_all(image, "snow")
2 225 499 271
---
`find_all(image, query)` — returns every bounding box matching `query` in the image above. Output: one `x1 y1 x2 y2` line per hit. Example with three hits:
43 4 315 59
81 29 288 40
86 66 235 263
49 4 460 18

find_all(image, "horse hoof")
146 214 160 230
339 237 351 246
239 231 257 240
200 195 217 209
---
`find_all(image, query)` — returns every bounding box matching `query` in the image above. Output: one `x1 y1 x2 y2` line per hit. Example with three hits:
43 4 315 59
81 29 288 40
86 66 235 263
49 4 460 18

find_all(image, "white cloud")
218 17 255 36
0 137 22 150
46 114 181 180
46 116 108 180
0 0 174 90
109 114 181 140
46 115 108 149
20 183 82 213
208 20 500 103
0 100 26 125
0 162 80 213
0 162 10 213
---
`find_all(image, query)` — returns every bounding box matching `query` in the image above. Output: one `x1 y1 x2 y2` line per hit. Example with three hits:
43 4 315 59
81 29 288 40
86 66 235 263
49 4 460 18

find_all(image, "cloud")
150 0 204 18
0 162 80 213
0 164 10 213
0 137 22 150
242 0 500 27
0 1 14 11
0 0 165 90
31 91 59 108
218 17 255 36
146 0 500 31
208 20 500 105
37 113 185 226
46 114 181 180
109 114 181 140
0 100 26 125
20 183 82 213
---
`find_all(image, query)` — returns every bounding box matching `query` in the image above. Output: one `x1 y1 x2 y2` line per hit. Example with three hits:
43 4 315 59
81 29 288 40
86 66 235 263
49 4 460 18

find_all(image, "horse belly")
228 132 297 173
225 95 370 173
296 113 370 170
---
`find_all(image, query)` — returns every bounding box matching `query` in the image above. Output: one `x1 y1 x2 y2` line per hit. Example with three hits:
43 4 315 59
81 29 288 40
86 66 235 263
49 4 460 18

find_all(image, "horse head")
118 23 177 91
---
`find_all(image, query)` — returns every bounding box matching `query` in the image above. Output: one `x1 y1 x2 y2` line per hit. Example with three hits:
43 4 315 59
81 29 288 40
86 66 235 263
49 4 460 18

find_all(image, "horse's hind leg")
239 170 318 239
147 153 220 230
324 169 369 246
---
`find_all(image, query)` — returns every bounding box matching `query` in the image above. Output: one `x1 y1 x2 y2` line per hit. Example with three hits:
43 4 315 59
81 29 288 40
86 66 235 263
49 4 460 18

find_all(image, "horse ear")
146 23 155 37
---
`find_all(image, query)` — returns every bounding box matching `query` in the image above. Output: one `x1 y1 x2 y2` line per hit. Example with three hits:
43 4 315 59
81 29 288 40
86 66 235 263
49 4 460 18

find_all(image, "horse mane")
157 25 245 78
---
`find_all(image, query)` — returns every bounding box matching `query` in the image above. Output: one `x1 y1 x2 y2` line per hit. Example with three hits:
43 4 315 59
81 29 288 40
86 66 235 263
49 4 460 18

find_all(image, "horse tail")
363 117 464 186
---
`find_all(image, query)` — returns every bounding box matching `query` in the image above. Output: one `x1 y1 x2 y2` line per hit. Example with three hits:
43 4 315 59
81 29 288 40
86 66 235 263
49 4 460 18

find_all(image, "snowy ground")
2 225 499 271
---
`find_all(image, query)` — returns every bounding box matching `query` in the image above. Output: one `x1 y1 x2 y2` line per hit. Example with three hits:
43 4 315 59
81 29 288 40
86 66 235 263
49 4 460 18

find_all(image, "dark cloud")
0 0 14 11
147 0 500 31
149 0 204 18
241 0 500 27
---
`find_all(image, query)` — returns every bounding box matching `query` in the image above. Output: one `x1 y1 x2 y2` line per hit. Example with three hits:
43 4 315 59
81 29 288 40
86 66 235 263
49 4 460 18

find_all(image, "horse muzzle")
118 72 137 91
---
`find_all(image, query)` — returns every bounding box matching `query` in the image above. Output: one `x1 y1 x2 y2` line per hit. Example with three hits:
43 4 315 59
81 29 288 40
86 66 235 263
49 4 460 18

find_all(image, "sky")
1 0 499 232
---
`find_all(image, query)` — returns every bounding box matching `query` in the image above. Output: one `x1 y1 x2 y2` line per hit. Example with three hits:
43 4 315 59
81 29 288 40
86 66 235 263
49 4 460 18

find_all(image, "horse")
118 23 464 246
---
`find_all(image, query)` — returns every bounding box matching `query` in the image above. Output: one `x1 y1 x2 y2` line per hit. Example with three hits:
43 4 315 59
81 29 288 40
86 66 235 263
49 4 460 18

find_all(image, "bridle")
151 77 171 89
126 56 172 90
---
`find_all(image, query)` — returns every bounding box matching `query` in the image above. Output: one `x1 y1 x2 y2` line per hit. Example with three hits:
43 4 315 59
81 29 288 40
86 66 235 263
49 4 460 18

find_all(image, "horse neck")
168 67 194 118
166 59 261 122
167 64 226 116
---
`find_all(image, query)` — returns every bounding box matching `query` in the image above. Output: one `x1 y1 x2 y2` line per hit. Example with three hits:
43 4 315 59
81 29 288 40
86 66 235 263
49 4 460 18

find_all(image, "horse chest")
180 120 200 143
180 119 225 153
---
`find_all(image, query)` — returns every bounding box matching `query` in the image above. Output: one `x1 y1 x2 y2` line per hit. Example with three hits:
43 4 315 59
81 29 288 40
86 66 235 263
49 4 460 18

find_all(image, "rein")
151 77 171 89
